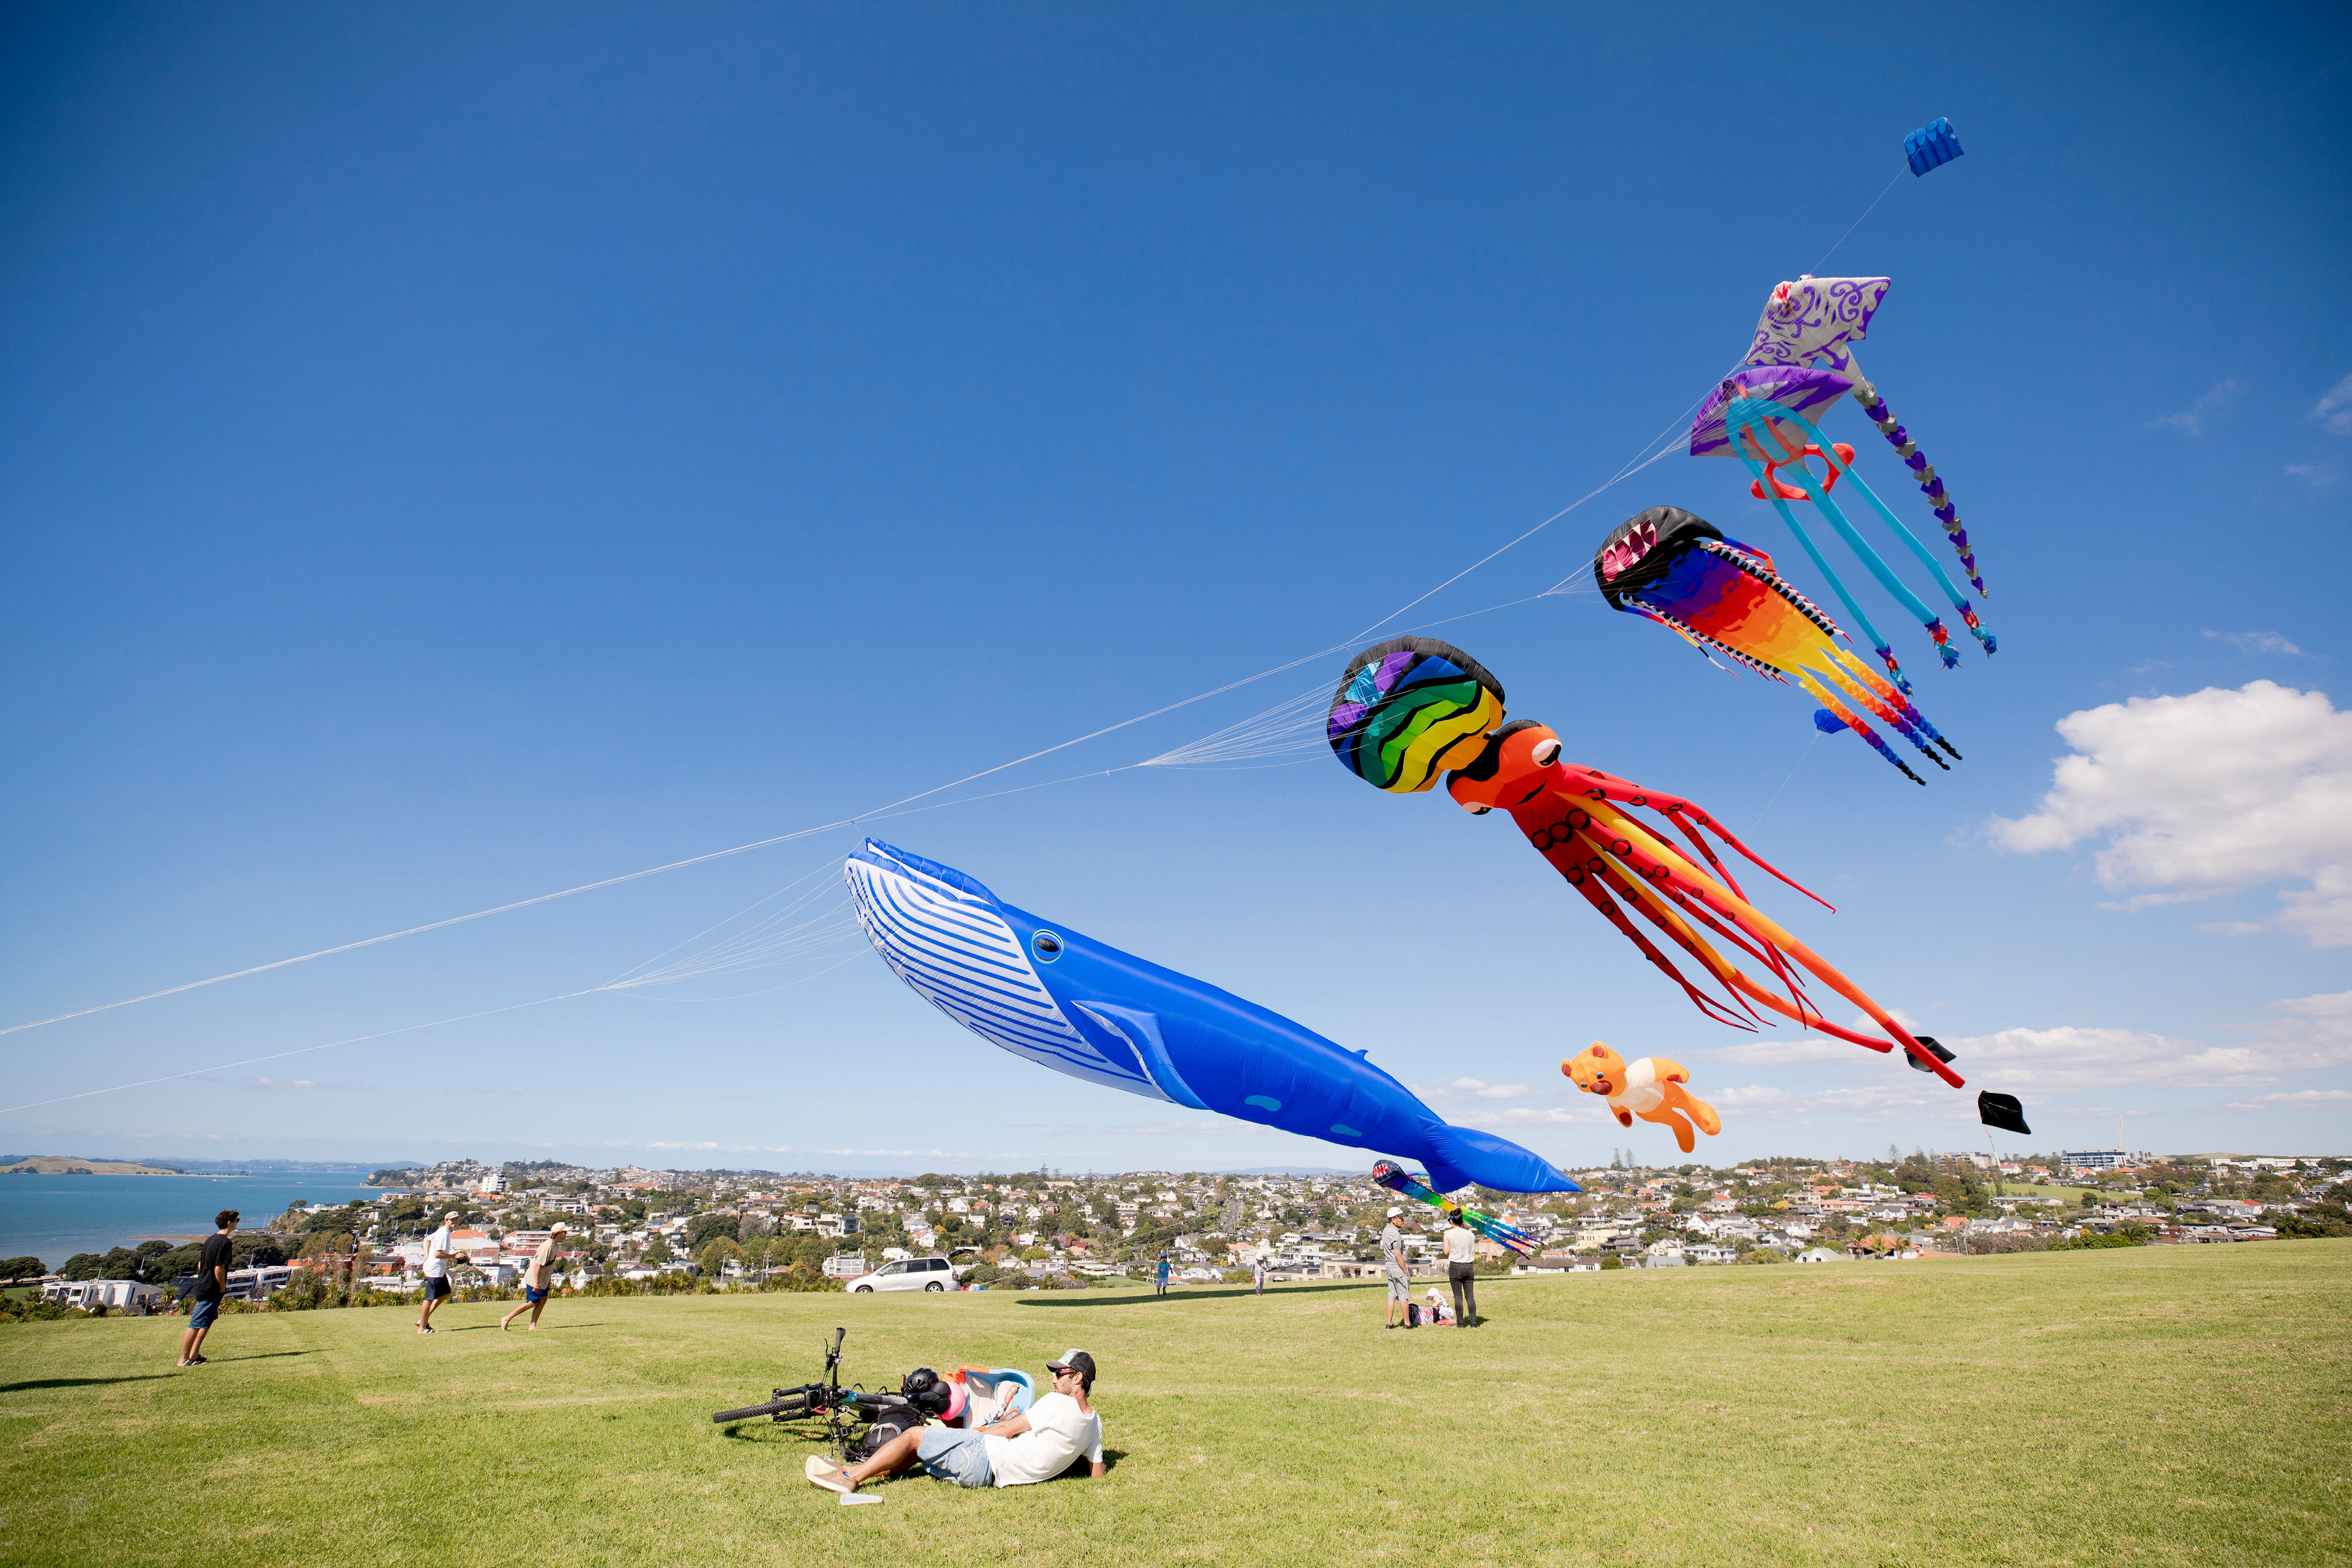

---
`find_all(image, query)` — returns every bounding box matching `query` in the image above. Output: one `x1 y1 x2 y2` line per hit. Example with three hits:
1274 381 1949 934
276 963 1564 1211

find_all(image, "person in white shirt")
1442 1209 1480 1328
501 1224 567 1332
417 1213 465 1335
807 1350 1105 1494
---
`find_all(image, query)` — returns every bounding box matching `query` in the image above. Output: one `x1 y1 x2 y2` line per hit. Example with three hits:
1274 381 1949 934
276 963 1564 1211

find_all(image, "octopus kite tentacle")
1851 377 1985 599
1560 766 1835 911
1450 736 1961 1087
1553 849 1761 1031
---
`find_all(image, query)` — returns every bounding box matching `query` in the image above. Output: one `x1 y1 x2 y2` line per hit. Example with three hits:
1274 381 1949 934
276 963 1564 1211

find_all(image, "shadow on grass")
1016 1281 1381 1308
1 1375 176 1392
219 1350 318 1363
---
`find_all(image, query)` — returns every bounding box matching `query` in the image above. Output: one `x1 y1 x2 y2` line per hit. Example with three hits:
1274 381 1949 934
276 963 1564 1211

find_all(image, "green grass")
4 1243 2348 1566
1997 1182 2100 1203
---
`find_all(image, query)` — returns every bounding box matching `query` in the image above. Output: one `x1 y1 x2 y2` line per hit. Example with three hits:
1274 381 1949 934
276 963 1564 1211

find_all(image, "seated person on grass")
808 1350 1103 1494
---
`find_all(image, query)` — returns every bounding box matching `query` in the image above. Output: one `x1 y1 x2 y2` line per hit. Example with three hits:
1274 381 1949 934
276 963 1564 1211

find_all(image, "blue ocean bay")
0 1173 384 1271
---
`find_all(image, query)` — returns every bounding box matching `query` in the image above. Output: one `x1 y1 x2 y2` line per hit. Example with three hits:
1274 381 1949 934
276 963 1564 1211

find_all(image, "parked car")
843 1255 958 1293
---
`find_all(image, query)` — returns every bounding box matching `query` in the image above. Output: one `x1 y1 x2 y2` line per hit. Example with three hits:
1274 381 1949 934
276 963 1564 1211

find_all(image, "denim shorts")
916 1427 994 1488
525 1286 549 1303
186 1296 220 1331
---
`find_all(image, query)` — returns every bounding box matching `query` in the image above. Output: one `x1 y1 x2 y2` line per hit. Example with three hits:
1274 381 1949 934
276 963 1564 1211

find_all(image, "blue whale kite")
845 840 1580 1195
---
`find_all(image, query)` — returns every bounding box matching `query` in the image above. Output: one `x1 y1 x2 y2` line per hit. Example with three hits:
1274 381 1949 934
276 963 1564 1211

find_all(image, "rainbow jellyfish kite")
1594 505 1959 785
1693 365 1993 693
1326 636 1963 1084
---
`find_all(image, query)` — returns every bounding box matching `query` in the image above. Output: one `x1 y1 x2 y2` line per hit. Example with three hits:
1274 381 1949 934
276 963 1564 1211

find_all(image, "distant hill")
0 1154 188 1176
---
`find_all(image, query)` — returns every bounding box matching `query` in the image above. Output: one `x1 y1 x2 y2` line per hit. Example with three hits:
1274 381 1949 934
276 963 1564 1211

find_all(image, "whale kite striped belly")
845 848 1167 1100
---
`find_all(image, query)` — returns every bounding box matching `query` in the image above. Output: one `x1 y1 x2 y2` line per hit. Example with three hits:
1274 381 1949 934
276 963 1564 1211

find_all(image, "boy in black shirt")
178 1209 238 1367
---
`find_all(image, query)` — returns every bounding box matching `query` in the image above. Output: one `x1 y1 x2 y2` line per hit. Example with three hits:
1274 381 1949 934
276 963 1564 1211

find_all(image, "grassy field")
3 1243 2347 1567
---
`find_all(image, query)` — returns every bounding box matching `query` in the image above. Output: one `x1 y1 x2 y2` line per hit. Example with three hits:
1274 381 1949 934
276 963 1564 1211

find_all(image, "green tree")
696 1237 742 1277
686 1213 737 1251
0 1255 45 1279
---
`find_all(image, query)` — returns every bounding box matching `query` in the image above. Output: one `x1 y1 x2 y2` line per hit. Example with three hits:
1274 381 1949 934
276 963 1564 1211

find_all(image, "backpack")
848 1405 927 1462
1405 1302 1422 1328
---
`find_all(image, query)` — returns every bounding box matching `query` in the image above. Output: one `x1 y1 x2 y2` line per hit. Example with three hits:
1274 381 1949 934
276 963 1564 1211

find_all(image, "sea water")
0 1173 383 1271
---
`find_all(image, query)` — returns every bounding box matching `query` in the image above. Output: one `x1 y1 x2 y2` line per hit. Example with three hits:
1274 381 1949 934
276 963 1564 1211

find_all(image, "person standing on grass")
1443 1207 1479 1328
417 1211 464 1334
1154 1252 1171 1297
176 1209 238 1367
1252 1254 1267 1297
1380 1206 1414 1330
501 1224 566 1331
806 1350 1103 1495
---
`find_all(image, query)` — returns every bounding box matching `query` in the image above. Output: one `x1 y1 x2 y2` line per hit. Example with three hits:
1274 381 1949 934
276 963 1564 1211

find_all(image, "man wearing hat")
807 1350 1105 1494
501 1224 567 1332
1379 1207 1413 1330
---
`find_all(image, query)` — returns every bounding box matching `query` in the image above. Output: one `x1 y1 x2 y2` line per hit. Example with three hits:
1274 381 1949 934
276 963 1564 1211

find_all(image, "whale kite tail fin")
1420 1121 1582 1195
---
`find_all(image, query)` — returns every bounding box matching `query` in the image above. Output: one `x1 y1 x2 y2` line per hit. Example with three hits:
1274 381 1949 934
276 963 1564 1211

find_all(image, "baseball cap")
1045 1348 1096 1388
1386 1206 1402 1217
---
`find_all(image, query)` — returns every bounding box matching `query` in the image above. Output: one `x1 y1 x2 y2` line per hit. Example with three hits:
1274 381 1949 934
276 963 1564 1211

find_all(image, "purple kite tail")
1853 380 1987 600
1871 644 1914 695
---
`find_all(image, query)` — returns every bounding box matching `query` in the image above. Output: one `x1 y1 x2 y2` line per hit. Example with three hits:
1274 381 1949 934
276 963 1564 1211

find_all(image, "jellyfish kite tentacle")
1788 674 1929 783
1852 378 1985 598
1731 417 1966 670
1825 642 1962 761
1807 434 1997 657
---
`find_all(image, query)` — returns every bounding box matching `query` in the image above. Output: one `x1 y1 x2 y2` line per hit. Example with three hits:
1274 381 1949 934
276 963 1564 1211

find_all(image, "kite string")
0 990 600 1117
1808 167 1907 277
2 151 1929 1049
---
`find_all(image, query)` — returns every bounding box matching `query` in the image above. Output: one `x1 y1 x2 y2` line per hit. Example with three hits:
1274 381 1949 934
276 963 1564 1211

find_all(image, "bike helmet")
901 1367 940 1403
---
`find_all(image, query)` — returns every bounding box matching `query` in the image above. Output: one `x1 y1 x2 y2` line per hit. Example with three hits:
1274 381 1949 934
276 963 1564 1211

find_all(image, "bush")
1961 1233 2051 1254
1740 1249 1786 1265
2052 1230 2148 1250
0 1296 80 1324
1598 1256 1624 1271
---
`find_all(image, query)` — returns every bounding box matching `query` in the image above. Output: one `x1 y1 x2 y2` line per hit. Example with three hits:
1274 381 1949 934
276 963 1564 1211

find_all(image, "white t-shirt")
1444 1224 1475 1264
981 1390 1103 1488
524 1237 558 1288
423 1224 453 1279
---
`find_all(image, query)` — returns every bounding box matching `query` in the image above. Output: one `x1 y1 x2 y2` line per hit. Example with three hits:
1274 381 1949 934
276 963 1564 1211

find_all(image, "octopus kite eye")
1460 800 1490 815
1531 737 1561 767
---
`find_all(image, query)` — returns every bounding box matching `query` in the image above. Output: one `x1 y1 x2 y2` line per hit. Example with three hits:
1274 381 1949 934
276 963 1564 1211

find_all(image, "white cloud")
2202 629 2308 657
1702 1039 1861 1068
1986 681 2352 945
1411 1077 1535 1103
2221 1088 2352 1111
2151 380 2243 436
2287 461 2341 488
2317 372 2352 436
1456 1102 1612 1128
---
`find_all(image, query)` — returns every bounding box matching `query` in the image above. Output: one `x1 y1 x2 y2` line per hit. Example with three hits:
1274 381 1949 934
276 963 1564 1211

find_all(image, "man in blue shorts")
501 1224 566 1331
806 1350 1105 1495
177 1209 238 1367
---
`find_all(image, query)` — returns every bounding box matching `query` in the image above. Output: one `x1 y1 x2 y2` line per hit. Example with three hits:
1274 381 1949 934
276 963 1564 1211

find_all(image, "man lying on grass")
806 1350 1104 1494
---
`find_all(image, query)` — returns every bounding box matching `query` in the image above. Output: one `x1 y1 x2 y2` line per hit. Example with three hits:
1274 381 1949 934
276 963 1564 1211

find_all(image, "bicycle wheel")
712 1393 810 1424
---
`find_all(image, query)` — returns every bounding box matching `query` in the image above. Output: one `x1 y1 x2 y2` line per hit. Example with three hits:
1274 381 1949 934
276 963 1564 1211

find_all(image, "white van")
843 1255 958 1293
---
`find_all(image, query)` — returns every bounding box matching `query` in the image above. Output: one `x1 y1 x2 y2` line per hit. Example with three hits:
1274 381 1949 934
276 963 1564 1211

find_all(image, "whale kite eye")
1031 932 1063 962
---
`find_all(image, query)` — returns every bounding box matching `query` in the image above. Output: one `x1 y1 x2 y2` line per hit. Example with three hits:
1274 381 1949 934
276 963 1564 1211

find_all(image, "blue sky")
4 5 2347 1174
